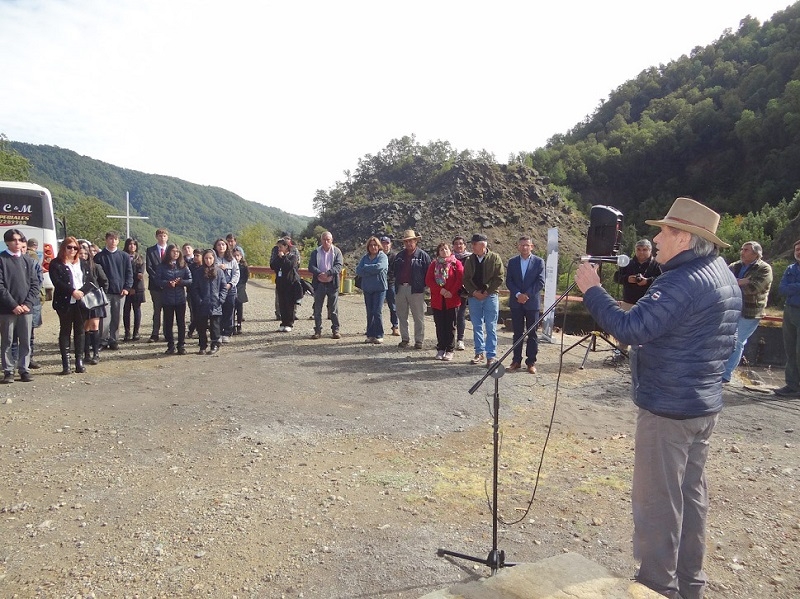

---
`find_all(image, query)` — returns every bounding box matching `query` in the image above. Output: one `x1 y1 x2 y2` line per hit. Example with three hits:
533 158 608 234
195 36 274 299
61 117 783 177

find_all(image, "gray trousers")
632 408 718 599
395 284 426 344
312 283 340 333
0 313 33 374
104 294 123 344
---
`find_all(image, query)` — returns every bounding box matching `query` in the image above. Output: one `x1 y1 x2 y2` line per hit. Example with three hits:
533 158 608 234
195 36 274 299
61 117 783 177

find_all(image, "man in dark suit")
505 236 546 374
146 228 170 342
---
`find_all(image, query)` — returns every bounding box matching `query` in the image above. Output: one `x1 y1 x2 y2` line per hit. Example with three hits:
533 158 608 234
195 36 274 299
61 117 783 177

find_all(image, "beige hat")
401 229 422 241
645 197 730 248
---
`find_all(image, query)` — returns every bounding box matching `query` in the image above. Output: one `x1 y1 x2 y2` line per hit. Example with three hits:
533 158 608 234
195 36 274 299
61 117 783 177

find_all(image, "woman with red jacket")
425 242 464 361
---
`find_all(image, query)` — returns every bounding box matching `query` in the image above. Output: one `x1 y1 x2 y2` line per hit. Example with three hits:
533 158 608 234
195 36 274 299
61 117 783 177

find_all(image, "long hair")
202 249 219 280
124 237 145 267
161 243 186 268
57 236 81 265
214 238 234 261
233 247 248 267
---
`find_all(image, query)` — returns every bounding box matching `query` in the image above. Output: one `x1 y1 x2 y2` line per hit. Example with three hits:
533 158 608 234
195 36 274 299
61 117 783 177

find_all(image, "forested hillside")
8 141 309 247
528 2 800 233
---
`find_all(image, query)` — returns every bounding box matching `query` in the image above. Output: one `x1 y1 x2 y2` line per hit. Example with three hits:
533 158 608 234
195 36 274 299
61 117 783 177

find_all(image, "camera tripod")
561 329 626 369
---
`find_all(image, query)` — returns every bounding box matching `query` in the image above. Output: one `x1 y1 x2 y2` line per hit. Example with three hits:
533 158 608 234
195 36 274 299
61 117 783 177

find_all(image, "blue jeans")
722 316 760 381
363 290 386 339
385 284 398 328
469 294 499 358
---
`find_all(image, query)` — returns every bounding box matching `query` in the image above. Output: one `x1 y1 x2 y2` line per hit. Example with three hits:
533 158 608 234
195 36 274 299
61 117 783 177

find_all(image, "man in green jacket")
462 234 504 367
722 241 772 383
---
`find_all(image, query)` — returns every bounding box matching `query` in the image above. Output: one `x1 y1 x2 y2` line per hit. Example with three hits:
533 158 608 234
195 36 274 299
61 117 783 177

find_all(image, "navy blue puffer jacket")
583 250 741 418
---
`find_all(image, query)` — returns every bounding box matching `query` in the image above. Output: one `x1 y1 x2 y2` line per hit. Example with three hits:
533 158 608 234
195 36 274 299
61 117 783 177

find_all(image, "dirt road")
1 280 798 598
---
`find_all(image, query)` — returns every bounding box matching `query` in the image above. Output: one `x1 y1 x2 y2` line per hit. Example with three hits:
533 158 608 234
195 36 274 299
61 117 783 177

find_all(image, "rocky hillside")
318 161 589 269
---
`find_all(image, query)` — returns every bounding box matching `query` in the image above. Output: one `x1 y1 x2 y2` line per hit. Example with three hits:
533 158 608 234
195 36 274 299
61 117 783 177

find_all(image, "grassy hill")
10 141 310 247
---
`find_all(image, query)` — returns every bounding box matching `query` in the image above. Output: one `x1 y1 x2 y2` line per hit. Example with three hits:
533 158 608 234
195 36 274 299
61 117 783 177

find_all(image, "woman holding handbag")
49 236 95 374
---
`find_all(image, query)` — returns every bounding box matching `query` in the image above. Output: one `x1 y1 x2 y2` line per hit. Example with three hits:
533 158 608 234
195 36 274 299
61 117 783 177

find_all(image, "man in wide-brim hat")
575 197 742 598
391 229 431 349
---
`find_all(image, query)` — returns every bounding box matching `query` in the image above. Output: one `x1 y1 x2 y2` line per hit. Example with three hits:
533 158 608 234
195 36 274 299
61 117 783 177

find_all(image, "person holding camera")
613 238 662 310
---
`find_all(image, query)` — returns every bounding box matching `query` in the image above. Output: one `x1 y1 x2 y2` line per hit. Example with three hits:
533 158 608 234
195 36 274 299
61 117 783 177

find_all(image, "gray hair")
689 233 717 257
635 239 652 249
744 241 763 258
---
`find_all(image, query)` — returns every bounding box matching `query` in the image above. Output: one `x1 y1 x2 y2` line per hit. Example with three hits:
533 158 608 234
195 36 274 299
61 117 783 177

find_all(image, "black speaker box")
586 205 623 256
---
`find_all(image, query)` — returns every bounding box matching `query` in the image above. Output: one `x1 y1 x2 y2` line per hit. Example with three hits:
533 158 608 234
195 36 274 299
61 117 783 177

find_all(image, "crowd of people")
4 196 800 599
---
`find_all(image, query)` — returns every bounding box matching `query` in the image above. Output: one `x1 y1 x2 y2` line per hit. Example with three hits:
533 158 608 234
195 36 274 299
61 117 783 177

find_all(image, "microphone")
580 254 631 267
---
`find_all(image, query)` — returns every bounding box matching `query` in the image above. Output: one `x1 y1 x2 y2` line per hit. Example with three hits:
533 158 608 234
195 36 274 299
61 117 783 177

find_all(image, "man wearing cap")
380 236 399 336
723 241 772 384
575 197 741 599
463 234 504 366
392 230 431 349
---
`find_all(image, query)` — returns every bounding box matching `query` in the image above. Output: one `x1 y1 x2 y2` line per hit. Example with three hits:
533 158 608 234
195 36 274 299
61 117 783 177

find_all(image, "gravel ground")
0 279 798 598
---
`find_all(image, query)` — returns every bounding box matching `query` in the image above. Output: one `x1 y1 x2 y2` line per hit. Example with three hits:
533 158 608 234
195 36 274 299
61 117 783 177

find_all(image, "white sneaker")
435 350 444 360
220 336 230 343
278 326 286 332
442 351 454 361
284 326 292 332
456 340 465 351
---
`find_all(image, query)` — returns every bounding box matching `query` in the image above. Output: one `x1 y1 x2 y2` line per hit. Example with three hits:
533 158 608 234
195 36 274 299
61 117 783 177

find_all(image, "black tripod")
437 283 577 574
561 263 626 369
561 330 626 370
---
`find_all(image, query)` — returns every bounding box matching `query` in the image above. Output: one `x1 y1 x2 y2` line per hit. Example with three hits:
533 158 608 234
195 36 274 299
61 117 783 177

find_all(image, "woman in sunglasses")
49 237 98 374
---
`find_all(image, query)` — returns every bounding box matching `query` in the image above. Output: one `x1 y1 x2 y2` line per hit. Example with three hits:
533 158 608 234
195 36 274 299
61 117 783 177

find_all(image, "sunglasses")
66 245 79 250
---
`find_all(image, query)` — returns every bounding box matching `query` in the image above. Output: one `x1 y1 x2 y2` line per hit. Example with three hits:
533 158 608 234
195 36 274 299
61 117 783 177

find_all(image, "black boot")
75 335 86 373
59 337 71 375
88 331 100 365
84 331 92 362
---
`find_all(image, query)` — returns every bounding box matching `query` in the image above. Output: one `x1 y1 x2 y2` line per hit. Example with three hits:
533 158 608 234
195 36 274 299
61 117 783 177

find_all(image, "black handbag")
81 283 109 310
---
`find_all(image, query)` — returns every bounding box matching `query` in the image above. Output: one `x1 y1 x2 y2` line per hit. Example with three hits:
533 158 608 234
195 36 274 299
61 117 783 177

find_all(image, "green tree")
63 197 116 245
238 222 280 267
0 134 31 180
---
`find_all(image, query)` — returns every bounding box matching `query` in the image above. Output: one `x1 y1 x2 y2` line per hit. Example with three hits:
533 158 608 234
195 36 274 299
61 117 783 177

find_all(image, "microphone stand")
437 282 577 574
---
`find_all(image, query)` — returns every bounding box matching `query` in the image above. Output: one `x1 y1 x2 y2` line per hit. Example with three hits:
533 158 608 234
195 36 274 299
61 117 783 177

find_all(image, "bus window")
0 181 60 291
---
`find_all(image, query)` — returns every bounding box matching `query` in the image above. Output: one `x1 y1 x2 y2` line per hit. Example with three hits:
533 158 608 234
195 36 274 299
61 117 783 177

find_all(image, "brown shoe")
332 331 341 339
508 361 521 371
470 354 485 365
311 332 321 340
391 327 400 336
527 364 537 374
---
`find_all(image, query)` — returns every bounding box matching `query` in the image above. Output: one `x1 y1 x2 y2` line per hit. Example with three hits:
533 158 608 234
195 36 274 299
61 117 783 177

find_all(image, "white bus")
0 181 65 292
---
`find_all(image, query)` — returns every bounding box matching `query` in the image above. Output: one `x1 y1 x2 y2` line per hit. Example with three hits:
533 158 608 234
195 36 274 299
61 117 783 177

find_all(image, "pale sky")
0 0 792 217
